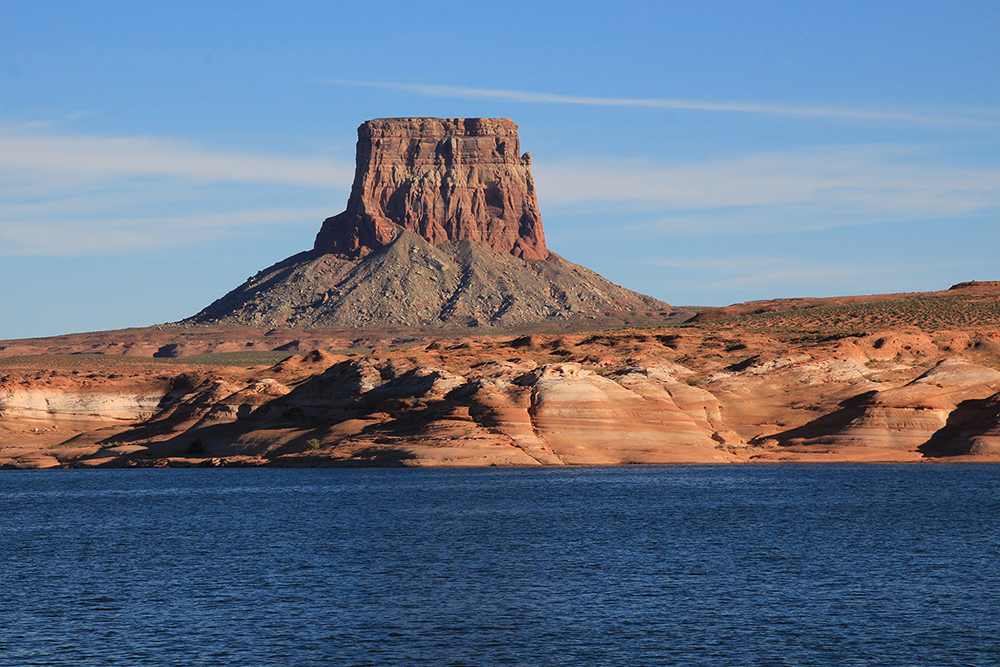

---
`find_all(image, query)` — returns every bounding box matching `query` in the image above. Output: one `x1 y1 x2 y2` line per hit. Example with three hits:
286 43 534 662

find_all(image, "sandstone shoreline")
7 312 1000 468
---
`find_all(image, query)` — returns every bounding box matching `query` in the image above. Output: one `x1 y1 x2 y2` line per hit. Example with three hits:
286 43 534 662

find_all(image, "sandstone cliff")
769 358 1000 450
186 118 673 330
8 320 1000 468
0 351 736 468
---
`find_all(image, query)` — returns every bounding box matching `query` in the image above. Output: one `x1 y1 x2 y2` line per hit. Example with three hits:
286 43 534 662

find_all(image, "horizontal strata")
313 116 546 260
9 325 1000 467
361 117 520 138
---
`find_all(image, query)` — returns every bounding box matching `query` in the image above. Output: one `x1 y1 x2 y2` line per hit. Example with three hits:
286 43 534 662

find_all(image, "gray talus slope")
187 231 670 329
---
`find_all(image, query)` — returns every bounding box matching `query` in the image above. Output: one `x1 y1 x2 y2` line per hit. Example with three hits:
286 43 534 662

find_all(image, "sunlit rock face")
313 118 548 261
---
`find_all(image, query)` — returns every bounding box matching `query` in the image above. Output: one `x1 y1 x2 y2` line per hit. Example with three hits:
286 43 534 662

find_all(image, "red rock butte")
185 116 673 330
313 117 549 261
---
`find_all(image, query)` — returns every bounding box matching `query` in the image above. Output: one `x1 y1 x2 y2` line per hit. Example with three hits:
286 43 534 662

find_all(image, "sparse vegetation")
695 293 1000 339
305 439 322 450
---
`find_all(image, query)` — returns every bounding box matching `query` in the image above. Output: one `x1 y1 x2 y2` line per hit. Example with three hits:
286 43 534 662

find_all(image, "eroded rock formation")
14 282 1000 468
10 321 1000 467
0 354 736 468
313 118 547 261
187 118 673 329
770 358 1000 450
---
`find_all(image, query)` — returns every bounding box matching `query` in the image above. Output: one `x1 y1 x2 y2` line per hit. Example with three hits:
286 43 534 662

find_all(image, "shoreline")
4 439 999 470
8 289 1000 468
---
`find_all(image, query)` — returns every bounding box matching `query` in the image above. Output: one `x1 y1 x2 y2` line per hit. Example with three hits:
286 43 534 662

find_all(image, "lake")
2 465 998 666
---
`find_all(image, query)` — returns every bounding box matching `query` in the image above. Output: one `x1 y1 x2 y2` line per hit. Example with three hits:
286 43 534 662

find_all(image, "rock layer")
314 118 547 261
0 354 735 467
11 321 1000 467
771 358 1000 450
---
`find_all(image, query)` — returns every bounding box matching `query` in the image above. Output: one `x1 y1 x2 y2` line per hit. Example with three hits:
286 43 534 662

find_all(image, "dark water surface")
2 465 999 666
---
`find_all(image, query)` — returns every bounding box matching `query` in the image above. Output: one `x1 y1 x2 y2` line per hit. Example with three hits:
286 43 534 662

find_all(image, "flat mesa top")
361 117 519 138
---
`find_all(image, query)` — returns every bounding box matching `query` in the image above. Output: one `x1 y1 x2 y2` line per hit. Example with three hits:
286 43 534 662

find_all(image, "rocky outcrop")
927 392 1000 455
189 357 734 465
0 352 736 467
186 118 674 330
12 321 1000 466
0 374 166 429
314 118 547 261
771 358 1000 450
464 361 729 465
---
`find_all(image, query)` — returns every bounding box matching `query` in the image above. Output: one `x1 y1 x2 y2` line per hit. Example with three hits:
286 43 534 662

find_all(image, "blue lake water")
2 464 999 666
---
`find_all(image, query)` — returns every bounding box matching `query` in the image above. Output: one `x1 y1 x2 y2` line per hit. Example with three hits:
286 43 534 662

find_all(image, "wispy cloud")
0 132 353 187
0 111 97 131
648 255 900 281
325 80 1000 127
0 125 354 256
0 206 331 256
533 144 1000 233
641 255 977 299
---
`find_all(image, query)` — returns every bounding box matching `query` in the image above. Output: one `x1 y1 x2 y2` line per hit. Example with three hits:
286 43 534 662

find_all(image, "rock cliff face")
10 320 1000 467
770 358 1000 450
187 117 674 330
0 354 735 468
313 118 547 261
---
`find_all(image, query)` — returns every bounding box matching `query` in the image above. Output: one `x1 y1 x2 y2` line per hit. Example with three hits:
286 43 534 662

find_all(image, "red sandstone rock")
14 321 1000 465
771 358 1000 450
313 118 548 261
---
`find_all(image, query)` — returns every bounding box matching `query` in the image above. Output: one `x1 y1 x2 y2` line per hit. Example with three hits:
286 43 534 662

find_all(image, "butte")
187 118 674 330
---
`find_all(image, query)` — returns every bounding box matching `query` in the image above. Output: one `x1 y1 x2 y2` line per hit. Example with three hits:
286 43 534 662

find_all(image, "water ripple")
1 465 999 665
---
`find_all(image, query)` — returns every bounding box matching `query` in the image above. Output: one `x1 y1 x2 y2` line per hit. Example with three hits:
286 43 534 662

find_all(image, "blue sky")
2 1 999 339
